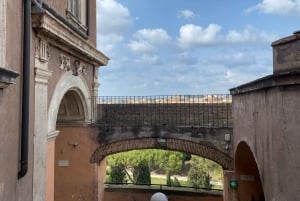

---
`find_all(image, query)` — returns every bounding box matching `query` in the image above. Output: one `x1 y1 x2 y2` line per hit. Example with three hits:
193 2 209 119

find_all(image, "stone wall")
231 31 300 201
98 103 232 128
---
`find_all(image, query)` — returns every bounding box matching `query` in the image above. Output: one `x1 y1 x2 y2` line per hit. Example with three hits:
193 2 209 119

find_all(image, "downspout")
86 0 90 36
18 0 31 179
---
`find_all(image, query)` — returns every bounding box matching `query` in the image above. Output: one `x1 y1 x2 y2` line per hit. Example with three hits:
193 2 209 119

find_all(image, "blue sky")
97 0 300 96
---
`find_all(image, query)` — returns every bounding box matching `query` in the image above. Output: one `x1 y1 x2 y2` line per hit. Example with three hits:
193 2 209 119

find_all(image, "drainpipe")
86 0 90 36
18 0 31 179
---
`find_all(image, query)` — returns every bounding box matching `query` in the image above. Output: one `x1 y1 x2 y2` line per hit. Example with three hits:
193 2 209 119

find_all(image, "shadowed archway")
91 138 233 169
235 141 265 201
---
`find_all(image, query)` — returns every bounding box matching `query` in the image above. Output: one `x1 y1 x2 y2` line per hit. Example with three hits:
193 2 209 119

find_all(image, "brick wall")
104 187 223 201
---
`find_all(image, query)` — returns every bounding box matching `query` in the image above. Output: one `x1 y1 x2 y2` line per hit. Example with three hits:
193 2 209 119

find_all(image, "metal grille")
95 95 232 128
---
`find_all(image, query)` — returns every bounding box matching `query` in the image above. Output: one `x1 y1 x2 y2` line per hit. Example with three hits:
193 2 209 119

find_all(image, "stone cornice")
32 11 109 66
0 67 19 89
230 71 300 95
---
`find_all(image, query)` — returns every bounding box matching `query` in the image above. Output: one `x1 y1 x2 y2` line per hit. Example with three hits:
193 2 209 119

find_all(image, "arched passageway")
54 90 99 201
235 142 265 201
45 73 99 201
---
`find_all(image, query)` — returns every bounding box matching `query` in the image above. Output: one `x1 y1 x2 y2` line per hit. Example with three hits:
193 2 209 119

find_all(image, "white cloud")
178 9 196 19
176 24 277 49
213 52 256 67
225 26 278 43
128 40 155 53
97 0 133 54
97 0 133 35
128 28 171 53
97 34 123 54
246 0 300 16
225 70 235 83
134 29 171 44
226 29 255 43
177 24 222 49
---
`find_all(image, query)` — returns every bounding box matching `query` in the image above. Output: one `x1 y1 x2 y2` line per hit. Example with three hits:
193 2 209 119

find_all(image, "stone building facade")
0 1 109 201
230 32 300 201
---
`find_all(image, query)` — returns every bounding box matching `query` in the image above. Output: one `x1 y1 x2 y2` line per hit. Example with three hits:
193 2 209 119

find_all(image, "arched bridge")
91 95 233 169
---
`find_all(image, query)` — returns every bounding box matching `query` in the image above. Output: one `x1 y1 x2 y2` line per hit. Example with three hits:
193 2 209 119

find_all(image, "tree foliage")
106 149 185 184
106 149 223 189
133 162 151 184
106 165 126 183
187 157 212 189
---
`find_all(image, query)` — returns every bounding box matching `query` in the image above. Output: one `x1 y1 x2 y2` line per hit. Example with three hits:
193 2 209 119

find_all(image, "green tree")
187 156 212 189
107 150 153 184
107 149 193 186
107 165 126 183
152 150 185 185
133 162 151 184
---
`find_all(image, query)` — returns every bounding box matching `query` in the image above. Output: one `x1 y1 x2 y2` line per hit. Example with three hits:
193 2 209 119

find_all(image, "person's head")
150 192 168 201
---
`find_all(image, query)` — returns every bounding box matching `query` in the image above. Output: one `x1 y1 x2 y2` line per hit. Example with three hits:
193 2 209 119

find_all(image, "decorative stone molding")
59 55 87 76
59 54 71 71
32 10 109 66
35 67 53 85
73 60 87 76
47 130 60 140
35 38 50 62
92 67 100 95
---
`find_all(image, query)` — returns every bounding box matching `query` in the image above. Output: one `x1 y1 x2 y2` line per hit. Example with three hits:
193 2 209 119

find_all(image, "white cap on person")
150 192 168 201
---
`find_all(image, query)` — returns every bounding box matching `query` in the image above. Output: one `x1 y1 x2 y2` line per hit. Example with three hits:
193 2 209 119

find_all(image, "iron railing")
95 95 232 128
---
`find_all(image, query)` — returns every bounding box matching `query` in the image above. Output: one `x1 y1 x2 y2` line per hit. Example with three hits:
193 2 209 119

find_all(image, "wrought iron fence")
94 95 232 128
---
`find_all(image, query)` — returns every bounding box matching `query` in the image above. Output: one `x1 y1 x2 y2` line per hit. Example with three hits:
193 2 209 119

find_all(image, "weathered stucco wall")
1 0 105 201
0 1 34 201
54 126 99 201
232 84 300 201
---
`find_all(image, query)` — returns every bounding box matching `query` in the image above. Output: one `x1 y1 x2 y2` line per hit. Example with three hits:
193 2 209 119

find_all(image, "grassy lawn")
151 177 166 185
151 176 188 186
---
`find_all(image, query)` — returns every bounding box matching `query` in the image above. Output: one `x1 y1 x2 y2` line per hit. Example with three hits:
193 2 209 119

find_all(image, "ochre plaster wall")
46 138 56 201
54 126 99 201
232 85 300 201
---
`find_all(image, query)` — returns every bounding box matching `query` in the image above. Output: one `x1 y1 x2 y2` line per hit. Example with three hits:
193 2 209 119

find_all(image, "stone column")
33 37 52 201
92 67 100 122
223 170 238 201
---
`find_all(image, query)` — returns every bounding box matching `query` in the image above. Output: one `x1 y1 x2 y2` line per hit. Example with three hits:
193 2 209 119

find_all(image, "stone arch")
235 141 265 201
48 72 91 134
90 138 233 169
